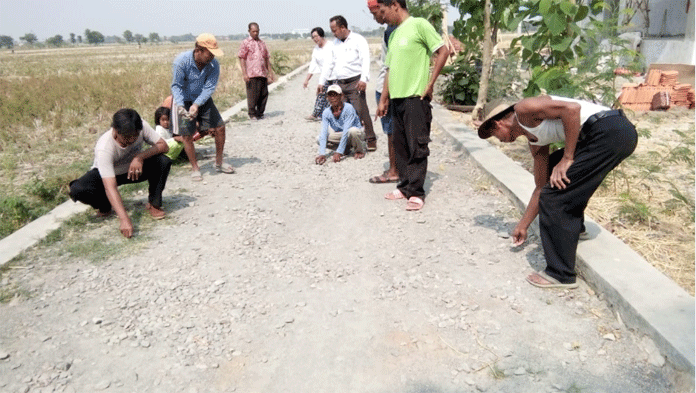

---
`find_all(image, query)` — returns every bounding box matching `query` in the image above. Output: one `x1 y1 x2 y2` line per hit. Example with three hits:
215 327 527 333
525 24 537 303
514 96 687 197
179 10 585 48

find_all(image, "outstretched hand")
512 225 527 246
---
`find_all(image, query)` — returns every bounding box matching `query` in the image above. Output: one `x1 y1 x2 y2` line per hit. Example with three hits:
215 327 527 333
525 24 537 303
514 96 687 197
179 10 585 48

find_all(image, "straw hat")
477 103 515 139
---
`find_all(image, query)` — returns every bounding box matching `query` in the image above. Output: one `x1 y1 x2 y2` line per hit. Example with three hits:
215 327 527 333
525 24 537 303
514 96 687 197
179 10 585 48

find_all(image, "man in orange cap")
171 33 234 182
367 0 399 184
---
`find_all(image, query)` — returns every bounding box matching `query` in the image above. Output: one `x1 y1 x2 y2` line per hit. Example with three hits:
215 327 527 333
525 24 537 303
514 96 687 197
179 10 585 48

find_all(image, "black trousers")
539 114 637 283
69 154 172 213
337 76 376 143
391 96 432 199
246 77 268 118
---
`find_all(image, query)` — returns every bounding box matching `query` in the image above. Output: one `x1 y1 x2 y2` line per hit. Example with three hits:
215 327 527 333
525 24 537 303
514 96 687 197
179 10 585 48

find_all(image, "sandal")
406 196 424 211
215 162 235 174
526 271 579 289
191 170 203 181
384 189 405 200
369 173 399 184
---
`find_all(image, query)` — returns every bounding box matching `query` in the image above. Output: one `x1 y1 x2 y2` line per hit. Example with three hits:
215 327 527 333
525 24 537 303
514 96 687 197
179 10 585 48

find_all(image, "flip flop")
191 170 203 181
384 189 405 200
369 174 399 184
526 271 579 289
215 162 235 174
406 196 424 211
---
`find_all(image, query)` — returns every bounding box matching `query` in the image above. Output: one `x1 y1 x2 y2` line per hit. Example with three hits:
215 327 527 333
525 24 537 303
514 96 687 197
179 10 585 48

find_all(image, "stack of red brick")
618 69 695 111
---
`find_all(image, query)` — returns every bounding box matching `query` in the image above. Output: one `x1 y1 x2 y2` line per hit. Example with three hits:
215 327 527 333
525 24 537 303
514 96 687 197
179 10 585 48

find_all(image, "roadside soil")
0 65 689 393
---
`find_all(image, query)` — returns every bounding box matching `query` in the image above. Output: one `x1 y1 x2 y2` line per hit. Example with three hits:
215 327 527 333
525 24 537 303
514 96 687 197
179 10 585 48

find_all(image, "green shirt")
385 16 443 99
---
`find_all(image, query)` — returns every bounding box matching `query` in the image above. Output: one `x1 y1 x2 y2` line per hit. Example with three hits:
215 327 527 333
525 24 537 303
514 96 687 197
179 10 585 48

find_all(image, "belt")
583 109 625 130
329 75 361 85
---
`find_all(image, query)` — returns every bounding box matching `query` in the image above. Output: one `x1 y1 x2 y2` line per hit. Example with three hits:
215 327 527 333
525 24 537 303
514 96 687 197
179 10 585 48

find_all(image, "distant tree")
46 34 63 47
77 35 82 44
20 33 38 45
149 32 160 43
70 33 76 44
0 35 14 49
123 30 133 43
84 29 104 45
133 33 145 44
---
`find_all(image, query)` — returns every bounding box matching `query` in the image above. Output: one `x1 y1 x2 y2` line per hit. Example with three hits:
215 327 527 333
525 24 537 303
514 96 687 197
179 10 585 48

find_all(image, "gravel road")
0 65 683 393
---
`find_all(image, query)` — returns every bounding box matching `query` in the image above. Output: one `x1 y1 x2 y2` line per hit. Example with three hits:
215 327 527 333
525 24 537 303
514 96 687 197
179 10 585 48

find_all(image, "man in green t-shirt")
376 0 449 211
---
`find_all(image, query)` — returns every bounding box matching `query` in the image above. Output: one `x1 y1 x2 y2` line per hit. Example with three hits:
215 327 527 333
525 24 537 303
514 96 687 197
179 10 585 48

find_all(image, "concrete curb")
0 63 310 270
430 102 695 375
0 200 90 267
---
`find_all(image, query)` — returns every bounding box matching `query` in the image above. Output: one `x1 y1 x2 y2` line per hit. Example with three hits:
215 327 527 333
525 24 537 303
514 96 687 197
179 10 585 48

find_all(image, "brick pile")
618 69 695 111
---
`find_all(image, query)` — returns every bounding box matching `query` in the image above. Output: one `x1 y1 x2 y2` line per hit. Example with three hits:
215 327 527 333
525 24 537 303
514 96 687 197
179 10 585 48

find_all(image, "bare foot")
354 152 365 159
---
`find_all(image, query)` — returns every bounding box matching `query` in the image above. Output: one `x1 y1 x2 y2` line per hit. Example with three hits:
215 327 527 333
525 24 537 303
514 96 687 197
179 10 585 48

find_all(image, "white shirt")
92 121 161 178
319 31 370 85
308 41 332 75
517 96 610 146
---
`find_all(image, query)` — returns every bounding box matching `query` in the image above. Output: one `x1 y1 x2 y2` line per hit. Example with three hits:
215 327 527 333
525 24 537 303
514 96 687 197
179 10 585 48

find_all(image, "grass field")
0 39 315 238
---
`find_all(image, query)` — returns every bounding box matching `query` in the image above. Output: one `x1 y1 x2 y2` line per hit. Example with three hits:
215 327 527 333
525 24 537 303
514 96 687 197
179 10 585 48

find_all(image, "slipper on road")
215 162 235 174
369 174 399 184
191 170 203 181
406 196 424 211
526 271 579 289
384 189 405 200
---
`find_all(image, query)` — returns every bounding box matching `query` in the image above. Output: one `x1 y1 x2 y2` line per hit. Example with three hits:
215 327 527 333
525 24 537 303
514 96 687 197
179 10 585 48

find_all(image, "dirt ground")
0 65 691 393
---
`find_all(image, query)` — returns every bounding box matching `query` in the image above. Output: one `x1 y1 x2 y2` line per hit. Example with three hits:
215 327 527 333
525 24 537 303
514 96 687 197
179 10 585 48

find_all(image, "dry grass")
0 39 313 237
457 108 695 295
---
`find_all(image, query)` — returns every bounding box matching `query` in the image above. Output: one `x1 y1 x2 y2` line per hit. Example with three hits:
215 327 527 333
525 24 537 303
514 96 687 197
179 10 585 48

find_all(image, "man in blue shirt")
171 33 234 181
315 85 366 165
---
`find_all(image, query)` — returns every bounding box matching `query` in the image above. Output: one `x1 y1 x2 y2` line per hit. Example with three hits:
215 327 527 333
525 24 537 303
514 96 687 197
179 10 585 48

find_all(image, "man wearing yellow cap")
171 33 234 182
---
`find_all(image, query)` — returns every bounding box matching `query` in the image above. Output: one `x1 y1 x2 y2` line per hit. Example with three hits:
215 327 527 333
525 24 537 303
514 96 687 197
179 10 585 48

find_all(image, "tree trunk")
472 0 493 121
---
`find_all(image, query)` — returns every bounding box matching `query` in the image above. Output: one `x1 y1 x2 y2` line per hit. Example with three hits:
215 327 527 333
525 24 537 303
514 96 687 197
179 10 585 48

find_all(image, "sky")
0 0 461 40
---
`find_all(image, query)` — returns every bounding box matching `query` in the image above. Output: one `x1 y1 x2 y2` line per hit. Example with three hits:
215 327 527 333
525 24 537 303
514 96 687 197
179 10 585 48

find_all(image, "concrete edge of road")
0 63 311 270
2 63 692 378
430 102 695 376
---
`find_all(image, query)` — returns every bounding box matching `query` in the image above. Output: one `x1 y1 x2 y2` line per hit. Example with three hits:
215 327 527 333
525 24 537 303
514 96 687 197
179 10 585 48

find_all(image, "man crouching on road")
69 108 172 238
315 85 367 165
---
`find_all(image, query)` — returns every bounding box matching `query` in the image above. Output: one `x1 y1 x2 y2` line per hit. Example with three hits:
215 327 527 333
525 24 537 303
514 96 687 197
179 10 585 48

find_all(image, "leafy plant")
271 51 292 75
505 0 604 97
440 54 479 105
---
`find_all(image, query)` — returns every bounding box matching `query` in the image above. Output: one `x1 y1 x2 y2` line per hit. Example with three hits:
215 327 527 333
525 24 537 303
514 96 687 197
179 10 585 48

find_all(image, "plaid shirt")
237 36 270 78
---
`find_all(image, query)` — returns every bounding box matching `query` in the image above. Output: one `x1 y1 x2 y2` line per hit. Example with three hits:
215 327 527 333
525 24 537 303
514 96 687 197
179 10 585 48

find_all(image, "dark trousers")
391 96 432 199
337 76 376 143
539 115 637 283
69 155 172 213
246 77 268 118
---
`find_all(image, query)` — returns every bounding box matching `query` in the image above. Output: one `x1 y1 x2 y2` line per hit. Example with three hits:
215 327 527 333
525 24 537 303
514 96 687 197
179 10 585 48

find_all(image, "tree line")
0 29 166 49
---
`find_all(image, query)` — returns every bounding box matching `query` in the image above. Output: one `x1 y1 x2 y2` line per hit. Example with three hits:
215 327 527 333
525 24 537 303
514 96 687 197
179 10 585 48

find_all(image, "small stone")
0 352 9 360
95 380 111 390
603 333 616 341
189 202 195 207
93 317 103 325
140 341 151 348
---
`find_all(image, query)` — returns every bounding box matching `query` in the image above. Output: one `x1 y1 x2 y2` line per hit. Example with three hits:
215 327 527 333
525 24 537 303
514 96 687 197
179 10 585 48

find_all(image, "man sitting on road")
315 85 366 165
69 108 171 238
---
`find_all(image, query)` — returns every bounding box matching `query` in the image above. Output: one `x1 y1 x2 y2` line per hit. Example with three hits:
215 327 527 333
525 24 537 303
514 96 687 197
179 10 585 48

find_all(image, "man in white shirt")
69 109 171 238
318 15 377 151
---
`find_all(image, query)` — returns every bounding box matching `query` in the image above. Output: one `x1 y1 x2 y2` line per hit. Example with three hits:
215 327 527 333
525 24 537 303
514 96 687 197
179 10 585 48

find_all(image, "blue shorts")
375 91 393 135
